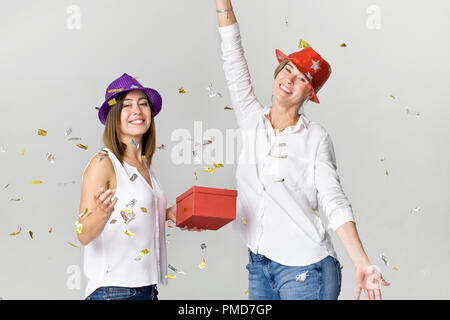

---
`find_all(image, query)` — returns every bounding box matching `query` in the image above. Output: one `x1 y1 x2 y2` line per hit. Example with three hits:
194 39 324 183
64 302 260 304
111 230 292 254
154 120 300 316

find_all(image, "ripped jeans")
246 250 341 300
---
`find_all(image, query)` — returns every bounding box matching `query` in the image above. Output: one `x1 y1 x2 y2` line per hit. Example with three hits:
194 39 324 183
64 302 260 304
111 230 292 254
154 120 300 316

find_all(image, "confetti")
9 226 22 236
108 98 117 106
121 210 136 225
76 143 88 150
406 108 420 116
198 258 206 270
380 157 386 162
0 146 5 152
46 153 55 164
140 207 148 213
192 150 200 164
125 199 137 208
242 217 247 225
380 253 389 266
224 106 233 110
385 169 389 176
64 128 72 136
68 137 82 141
49 228 53 233
167 222 175 228
31 180 43 185
165 274 177 279
107 88 124 93
340 264 344 269
284 16 288 27
390 95 396 100
130 173 138 182
122 209 133 214
194 172 198 181
168 264 186 275
28 231 33 239
203 167 216 173
206 83 222 98
21 149 25 155
9 197 21 202
295 271 309 282
124 229 135 238
3 184 10 189
37 129 47 136
275 178 285 182
200 243 207 250
410 206 422 214
244 289 249 294
340 43 347 47
135 249 150 261
299 39 311 49
78 208 88 218
178 88 186 94
68 242 79 248
76 222 83 234
131 139 139 149
393 266 400 271
213 163 224 168
110 219 117 224
157 144 166 150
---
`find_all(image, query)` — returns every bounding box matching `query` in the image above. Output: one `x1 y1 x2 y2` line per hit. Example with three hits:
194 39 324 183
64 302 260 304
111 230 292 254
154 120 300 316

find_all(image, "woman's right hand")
94 187 118 216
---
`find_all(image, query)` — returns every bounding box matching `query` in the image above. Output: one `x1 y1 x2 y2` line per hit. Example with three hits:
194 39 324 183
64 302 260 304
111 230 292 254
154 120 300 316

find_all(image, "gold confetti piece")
76 143 88 150
10 197 21 202
139 249 149 257
242 217 247 225
68 242 80 248
299 39 311 49
31 180 43 185
123 209 133 214
213 163 224 168
340 264 344 269
390 95 396 100
37 129 47 136
224 106 234 110
140 207 148 213
29 231 33 239
124 229 135 238
198 258 206 270
21 149 25 155
79 208 88 218
393 266 400 271
107 88 124 93
76 223 83 234
385 169 389 176
108 98 117 106
9 226 22 236
203 167 216 173
165 274 176 279
167 223 174 228
194 172 198 181
178 87 186 94
244 289 249 294
340 43 347 47
110 219 117 224
68 137 82 141
49 228 52 233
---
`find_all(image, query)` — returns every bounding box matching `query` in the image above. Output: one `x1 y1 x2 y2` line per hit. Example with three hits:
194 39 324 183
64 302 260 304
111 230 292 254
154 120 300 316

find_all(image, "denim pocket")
107 287 137 300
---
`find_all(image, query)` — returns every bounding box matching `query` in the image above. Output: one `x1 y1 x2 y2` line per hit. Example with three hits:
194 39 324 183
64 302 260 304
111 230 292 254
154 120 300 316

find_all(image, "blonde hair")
102 91 156 167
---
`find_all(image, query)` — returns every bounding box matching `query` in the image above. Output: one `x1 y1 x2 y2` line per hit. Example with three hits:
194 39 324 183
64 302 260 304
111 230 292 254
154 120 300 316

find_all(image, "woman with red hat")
215 0 389 300
77 73 200 300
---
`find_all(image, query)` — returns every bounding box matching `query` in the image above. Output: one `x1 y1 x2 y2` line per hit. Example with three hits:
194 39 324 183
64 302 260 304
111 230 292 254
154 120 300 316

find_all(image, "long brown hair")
274 59 290 79
102 91 156 168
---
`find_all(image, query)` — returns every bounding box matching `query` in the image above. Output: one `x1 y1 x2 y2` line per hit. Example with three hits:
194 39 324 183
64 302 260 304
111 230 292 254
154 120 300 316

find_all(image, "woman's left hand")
355 263 390 300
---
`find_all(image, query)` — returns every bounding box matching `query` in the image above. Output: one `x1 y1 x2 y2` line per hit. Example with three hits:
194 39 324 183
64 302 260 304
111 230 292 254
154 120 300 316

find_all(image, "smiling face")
273 60 314 108
119 90 152 139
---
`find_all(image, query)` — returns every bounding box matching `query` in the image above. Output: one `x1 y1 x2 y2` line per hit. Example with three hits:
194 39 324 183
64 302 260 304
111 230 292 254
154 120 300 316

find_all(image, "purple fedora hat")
98 73 162 125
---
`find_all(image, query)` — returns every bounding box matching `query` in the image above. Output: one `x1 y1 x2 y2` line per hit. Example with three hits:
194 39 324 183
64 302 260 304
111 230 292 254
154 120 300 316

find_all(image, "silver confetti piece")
130 173 138 182
206 84 222 98
126 199 137 208
410 206 422 214
67 137 82 141
168 264 186 275
380 253 389 266
406 108 420 116
200 243 207 250
64 128 72 137
131 139 139 149
46 153 55 164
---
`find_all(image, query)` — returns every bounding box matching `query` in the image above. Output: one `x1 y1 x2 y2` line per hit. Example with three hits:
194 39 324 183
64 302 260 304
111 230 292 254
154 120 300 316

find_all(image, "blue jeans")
246 250 341 300
85 285 158 300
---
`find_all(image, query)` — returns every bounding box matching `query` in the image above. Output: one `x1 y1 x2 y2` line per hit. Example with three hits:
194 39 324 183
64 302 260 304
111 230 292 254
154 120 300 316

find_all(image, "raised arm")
215 0 264 127
216 0 237 26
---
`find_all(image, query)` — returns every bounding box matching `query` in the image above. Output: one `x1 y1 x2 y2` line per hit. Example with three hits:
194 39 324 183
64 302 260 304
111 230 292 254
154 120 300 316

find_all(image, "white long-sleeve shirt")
219 23 355 266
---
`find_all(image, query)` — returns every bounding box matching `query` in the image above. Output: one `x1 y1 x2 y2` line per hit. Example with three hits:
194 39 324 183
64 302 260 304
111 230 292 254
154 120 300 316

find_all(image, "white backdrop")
0 0 449 299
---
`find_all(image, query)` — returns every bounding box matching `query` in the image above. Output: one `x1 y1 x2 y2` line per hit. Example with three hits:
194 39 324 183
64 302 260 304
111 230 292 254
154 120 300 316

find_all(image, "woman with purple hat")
214 0 389 300
77 73 198 300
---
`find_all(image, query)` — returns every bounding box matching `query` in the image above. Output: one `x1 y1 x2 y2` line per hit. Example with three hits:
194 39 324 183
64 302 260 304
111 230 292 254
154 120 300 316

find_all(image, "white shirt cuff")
328 206 355 231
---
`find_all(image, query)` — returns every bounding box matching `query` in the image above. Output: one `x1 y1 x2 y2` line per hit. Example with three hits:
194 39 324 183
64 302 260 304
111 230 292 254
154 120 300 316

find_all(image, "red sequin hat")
276 47 332 104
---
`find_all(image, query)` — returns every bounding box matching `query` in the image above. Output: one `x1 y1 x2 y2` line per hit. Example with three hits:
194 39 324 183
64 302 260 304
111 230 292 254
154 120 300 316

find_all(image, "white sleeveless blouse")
83 148 168 298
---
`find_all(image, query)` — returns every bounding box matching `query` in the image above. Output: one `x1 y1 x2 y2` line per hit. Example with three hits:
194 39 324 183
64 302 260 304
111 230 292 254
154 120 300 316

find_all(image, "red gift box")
176 186 238 230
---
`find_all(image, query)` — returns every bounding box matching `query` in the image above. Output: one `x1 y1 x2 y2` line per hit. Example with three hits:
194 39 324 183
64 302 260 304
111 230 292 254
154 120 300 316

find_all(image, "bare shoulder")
82 151 115 190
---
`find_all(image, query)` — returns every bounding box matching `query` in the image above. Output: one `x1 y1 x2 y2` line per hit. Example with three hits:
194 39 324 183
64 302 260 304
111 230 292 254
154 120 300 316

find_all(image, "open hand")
355 264 390 300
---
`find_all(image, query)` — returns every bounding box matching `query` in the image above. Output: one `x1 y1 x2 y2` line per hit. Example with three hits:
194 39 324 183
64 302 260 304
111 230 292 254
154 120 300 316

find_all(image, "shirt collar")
262 106 310 132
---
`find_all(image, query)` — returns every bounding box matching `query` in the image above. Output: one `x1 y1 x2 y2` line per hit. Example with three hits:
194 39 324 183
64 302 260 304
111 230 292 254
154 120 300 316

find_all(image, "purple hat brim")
98 87 162 125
